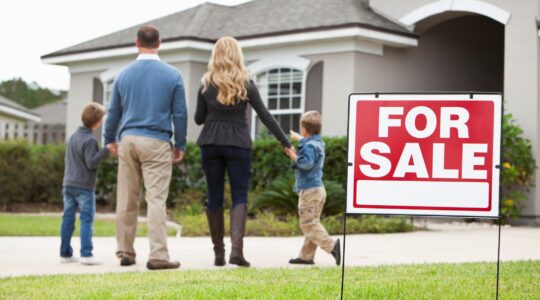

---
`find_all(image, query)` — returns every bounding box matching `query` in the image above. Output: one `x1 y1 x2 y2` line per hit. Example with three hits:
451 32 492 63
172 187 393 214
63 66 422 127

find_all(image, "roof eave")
0 105 42 123
42 24 418 65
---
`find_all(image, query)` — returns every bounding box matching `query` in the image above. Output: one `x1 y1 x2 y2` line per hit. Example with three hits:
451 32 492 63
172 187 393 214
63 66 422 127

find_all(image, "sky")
0 0 251 91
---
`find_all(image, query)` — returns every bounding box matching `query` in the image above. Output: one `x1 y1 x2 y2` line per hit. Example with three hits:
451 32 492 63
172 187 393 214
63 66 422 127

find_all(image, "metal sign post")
340 92 503 299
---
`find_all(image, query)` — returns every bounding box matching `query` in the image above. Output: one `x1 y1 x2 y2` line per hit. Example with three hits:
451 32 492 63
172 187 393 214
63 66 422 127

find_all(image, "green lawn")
0 214 177 237
0 261 538 299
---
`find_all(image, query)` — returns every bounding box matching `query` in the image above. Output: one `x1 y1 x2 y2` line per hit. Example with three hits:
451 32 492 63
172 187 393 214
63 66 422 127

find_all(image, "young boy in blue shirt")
60 103 112 265
284 111 341 265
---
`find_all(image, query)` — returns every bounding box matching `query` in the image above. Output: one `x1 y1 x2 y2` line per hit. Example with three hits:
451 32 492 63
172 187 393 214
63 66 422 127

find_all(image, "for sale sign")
346 93 501 217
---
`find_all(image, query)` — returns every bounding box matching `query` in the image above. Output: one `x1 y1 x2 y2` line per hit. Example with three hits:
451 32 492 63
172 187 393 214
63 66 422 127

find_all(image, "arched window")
248 56 310 138
253 67 304 137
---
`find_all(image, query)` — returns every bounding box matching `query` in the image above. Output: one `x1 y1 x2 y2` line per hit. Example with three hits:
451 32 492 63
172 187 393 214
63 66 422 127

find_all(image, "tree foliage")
0 78 66 108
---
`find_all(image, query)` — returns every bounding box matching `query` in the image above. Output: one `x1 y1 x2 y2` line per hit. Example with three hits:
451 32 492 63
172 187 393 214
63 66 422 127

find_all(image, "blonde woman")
195 37 292 267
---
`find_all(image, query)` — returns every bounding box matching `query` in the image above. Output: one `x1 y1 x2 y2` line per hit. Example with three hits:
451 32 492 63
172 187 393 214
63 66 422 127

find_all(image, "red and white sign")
346 94 501 217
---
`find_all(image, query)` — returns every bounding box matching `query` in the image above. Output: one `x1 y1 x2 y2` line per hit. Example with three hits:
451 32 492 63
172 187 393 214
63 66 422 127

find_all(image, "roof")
31 100 67 124
0 95 42 122
42 0 414 58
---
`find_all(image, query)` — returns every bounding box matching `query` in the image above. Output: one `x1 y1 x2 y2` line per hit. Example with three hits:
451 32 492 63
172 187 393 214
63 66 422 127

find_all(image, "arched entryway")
403 13 505 92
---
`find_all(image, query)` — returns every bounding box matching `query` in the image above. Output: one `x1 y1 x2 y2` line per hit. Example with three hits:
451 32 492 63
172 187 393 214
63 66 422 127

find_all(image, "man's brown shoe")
120 256 136 266
146 259 181 270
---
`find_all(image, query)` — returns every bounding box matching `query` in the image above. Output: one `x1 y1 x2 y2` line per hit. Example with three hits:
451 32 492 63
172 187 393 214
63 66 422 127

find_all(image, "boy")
60 103 112 265
284 111 341 265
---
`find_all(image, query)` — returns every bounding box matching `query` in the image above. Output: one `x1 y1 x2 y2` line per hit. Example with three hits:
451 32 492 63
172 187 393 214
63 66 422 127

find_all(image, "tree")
0 78 67 108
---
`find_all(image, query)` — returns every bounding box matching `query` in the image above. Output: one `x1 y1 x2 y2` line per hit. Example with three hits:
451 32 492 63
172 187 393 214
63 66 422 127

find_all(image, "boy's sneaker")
80 256 102 265
289 258 315 265
60 256 79 264
331 239 341 266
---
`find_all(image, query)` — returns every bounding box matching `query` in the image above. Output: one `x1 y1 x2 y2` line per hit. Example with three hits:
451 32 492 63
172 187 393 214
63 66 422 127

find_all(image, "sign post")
341 93 502 299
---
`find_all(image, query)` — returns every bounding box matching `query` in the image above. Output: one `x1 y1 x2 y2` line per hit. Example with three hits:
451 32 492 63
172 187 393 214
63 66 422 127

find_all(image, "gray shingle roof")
0 95 33 113
43 0 413 58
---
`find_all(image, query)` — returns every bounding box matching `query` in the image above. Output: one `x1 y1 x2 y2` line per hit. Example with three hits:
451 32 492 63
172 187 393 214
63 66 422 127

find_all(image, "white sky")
0 0 251 91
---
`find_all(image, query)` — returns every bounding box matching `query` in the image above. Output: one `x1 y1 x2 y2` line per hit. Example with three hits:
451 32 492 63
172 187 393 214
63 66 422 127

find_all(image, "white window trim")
248 56 310 139
399 0 511 26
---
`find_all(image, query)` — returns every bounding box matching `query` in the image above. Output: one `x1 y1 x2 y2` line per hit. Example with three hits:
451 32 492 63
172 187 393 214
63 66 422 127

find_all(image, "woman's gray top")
194 80 291 149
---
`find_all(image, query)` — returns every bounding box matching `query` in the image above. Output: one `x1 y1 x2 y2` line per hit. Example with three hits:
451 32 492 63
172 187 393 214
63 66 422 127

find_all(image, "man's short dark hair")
137 25 160 48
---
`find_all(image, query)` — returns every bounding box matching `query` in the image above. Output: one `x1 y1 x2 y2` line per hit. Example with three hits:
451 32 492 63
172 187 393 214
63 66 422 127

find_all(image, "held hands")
284 146 297 162
289 130 303 142
107 143 118 157
173 149 184 163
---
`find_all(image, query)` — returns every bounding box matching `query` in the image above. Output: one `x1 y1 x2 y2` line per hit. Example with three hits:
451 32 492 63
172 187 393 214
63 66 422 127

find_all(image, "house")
31 100 67 126
42 0 540 224
30 100 67 143
0 95 42 140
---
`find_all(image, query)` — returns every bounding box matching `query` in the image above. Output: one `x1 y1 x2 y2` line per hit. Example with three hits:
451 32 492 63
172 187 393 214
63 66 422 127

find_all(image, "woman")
195 37 292 267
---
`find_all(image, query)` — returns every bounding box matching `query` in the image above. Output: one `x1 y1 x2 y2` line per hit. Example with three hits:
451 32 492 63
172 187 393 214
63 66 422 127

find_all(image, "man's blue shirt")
103 55 188 150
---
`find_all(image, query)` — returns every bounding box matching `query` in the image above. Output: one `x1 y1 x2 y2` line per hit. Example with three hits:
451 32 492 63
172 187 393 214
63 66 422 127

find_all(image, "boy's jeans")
60 186 95 258
297 186 335 260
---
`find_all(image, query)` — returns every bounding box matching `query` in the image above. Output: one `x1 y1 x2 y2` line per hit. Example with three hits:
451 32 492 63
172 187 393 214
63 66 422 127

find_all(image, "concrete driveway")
0 222 538 278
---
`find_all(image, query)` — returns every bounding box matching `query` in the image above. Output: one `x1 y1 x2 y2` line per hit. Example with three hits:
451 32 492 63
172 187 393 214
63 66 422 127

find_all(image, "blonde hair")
81 102 105 128
301 111 322 135
202 37 251 105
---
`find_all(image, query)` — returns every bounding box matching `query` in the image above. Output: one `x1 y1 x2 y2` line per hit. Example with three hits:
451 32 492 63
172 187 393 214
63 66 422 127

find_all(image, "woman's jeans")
201 145 252 213
60 186 95 258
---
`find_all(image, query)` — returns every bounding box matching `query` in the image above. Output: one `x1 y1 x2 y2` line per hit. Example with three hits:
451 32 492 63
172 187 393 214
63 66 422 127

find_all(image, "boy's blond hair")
81 103 105 128
300 110 322 135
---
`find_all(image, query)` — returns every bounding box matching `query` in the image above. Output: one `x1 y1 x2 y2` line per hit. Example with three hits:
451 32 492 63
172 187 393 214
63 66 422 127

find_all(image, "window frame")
247 56 310 139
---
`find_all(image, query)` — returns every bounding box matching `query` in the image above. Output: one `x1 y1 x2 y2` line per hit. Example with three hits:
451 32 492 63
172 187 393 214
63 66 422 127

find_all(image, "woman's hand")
284 146 297 162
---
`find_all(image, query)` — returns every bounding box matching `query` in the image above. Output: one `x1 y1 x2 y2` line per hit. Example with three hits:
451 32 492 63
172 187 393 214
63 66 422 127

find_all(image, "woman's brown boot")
205 207 226 266
229 204 250 267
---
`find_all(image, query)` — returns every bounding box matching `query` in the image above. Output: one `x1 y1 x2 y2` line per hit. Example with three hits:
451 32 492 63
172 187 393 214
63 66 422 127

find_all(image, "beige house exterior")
42 0 540 224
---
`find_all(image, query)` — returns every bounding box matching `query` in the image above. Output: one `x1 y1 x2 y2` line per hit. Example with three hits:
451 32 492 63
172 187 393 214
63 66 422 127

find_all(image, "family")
59 25 341 270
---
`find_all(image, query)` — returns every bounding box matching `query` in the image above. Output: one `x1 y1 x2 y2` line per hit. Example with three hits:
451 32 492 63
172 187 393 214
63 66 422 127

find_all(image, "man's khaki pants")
297 186 335 260
116 135 172 261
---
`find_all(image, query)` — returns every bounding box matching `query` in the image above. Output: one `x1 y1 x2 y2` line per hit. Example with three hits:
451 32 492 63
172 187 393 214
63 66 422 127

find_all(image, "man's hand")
284 146 297 162
173 149 184 163
290 130 303 142
106 143 118 157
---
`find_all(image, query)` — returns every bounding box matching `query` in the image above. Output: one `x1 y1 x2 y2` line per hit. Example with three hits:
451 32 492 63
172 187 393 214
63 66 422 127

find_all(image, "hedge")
0 116 535 222
0 137 348 208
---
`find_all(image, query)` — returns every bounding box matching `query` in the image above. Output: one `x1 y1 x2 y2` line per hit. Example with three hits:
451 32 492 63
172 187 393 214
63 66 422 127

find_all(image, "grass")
176 212 414 237
0 214 177 237
0 212 413 237
0 261 538 299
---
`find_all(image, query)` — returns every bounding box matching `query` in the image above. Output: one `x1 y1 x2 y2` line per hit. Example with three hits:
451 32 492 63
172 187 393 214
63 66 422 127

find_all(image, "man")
104 25 187 270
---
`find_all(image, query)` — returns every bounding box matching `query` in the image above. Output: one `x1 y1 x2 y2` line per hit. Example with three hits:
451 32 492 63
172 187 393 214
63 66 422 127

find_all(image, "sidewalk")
0 223 539 278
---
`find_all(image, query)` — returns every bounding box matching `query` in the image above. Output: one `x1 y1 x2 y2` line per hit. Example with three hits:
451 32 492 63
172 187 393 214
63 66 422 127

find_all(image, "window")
253 68 303 137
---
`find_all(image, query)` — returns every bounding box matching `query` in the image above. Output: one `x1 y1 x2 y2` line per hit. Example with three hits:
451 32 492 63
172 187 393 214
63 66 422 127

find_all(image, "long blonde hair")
202 37 251 105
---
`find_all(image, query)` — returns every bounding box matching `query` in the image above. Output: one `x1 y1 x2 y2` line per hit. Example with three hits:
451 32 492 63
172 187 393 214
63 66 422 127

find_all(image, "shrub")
251 176 345 216
250 137 348 190
174 210 413 236
501 114 536 221
0 141 33 205
28 144 64 203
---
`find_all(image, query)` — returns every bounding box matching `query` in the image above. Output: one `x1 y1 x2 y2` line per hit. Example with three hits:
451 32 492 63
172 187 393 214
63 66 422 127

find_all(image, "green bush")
175 210 413 236
28 144 64 203
0 141 33 205
501 114 537 221
250 137 347 190
1 119 535 224
251 176 345 216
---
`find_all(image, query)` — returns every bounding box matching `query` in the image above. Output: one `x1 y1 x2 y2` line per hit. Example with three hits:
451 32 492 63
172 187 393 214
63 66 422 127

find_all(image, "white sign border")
346 93 502 218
